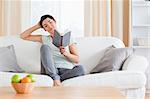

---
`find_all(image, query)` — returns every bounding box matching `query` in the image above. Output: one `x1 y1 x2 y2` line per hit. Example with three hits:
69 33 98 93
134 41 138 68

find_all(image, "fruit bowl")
11 74 36 94
12 82 35 94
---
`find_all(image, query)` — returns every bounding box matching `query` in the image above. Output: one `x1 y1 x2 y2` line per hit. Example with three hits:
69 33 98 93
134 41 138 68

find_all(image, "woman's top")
42 34 76 69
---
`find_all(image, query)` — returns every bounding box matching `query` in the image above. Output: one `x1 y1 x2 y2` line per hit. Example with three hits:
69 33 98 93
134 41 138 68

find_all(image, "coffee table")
0 86 126 99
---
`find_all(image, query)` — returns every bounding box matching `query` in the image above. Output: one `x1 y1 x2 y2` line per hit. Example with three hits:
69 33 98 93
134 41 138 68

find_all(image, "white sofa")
134 48 150 93
0 36 149 99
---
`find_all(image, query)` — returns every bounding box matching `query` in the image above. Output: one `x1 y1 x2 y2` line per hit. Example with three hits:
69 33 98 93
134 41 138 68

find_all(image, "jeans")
40 44 85 81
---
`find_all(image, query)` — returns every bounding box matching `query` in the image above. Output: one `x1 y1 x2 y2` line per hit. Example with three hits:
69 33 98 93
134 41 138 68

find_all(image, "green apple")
11 74 21 83
27 74 33 79
27 74 36 82
31 79 36 82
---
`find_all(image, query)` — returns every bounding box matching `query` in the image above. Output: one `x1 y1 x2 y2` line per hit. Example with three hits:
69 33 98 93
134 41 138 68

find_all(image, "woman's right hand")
37 22 41 28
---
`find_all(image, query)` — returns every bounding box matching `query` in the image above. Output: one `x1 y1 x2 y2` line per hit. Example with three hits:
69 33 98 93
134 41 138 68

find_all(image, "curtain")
0 0 4 36
123 0 130 47
84 0 130 46
0 0 30 36
0 0 21 36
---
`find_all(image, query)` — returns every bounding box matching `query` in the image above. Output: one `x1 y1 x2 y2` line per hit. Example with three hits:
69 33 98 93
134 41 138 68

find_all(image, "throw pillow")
0 45 25 72
90 47 134 74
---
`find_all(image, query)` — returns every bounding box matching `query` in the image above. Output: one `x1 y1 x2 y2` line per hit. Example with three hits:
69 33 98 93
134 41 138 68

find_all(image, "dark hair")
39 14 56 28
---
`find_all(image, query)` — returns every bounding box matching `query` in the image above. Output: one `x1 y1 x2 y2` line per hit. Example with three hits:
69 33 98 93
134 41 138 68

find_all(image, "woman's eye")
49 20 52 23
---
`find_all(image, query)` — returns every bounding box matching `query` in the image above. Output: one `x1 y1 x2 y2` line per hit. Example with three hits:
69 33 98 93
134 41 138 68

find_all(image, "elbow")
20 33 26 40
74 61 79 64
75 61 79 64
74 56 79 64
20 34 24 39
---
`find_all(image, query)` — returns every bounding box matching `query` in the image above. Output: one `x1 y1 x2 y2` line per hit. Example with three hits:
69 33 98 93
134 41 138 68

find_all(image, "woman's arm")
60 44 79 64
20 23 42 42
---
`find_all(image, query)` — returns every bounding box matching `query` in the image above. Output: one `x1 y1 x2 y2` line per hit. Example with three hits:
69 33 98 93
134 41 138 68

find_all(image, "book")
53 29 71 47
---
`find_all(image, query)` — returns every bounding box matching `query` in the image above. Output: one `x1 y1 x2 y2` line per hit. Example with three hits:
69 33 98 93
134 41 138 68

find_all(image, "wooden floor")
145 93 150 99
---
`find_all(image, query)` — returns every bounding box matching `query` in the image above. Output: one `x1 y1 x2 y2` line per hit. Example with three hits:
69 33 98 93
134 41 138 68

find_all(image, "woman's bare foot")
53 80 62 86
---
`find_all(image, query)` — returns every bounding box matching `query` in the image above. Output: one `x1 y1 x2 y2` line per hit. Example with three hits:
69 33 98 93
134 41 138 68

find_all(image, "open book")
53 29 71 47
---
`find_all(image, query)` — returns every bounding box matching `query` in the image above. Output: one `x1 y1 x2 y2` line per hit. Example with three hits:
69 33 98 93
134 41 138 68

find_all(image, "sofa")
134 48 150 93
0 36 149 99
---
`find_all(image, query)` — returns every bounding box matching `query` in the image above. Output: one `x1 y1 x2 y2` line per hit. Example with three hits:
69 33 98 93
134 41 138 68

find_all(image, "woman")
20 14 85 86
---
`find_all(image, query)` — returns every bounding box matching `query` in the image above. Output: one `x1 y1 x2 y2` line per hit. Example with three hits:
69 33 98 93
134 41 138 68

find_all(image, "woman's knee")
74 65 85 76
40 44 52 52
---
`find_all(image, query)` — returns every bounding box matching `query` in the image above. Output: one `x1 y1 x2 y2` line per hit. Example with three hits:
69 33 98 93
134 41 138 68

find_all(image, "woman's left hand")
59 46 66 55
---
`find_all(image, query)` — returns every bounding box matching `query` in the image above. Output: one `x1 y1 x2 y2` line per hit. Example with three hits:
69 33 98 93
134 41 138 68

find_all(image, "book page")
53 30 62 47
62 31 71 47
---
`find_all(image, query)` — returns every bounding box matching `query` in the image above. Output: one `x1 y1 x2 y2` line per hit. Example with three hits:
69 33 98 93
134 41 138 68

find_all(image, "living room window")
130 0 150 47
30 0 84 37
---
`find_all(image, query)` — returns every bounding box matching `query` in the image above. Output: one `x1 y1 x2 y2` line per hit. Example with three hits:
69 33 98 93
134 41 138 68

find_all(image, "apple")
27 74 33 79
27 74 36 82
31 79 36 82
11 74 21 83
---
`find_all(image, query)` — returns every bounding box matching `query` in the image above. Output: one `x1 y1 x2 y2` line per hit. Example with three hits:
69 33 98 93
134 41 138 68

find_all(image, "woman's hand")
59 46 66 55
37 22 42 28
59 44 79 64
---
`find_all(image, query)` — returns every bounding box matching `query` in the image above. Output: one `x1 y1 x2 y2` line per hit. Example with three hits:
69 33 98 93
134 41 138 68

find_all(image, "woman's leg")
41 61 46 75
58 65 85 81
40 45 60 81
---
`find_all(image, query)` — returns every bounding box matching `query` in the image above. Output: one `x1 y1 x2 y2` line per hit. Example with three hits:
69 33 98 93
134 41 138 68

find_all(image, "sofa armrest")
122 55 149 72
62 71 146 89
0 72 53 87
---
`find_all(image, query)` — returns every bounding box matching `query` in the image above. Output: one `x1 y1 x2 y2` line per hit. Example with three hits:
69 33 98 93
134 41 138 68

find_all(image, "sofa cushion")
0 72 53 87
0 45 25 72
90 48 134 74
90 45 115 73
122 55 149 72
62 71 146 89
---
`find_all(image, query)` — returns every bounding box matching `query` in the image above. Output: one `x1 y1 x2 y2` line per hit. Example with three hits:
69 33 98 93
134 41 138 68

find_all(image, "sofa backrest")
0 36 125 74
75 37 125 74
0 36 42 73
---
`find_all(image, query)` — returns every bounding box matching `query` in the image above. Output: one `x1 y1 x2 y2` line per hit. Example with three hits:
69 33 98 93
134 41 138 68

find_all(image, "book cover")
53 29 71 47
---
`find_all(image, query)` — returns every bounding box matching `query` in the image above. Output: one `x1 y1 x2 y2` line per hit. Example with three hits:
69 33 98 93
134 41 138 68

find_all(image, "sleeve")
42 35 50 44
42 35 46 44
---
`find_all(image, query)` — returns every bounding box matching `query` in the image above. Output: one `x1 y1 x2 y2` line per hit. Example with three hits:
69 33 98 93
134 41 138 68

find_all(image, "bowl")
12 83 35 94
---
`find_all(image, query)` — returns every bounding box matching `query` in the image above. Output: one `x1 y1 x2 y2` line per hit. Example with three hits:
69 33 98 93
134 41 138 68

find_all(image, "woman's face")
42 18 56 34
